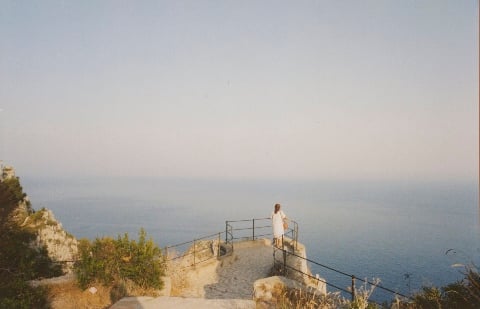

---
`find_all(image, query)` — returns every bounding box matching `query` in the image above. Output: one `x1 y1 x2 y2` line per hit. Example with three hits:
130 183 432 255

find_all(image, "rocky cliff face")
1 164 79 274
23 208 79 273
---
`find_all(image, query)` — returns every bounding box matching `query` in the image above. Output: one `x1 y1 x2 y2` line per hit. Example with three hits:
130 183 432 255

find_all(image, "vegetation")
74 229 165 293
270 268 480 309
0 175 165 307
265 286 380 309
1 177 31 210
24 207 59 232
402 266 480 309
2 175 479 308
0 177 61 309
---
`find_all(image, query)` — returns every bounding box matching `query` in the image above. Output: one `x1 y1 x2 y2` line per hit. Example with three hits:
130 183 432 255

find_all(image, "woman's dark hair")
274 203 281 214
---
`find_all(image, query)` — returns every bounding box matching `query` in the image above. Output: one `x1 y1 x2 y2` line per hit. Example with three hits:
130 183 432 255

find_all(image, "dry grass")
257 287 349 309
47 281 112 309
255 278 380 309
45 277 165 309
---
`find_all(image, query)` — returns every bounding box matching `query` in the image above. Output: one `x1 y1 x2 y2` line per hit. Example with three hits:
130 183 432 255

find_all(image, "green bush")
412 287 442 309
0 179 58 308
0 277 50 309
398 267 480 309
2 177 32 211
75 229 165 291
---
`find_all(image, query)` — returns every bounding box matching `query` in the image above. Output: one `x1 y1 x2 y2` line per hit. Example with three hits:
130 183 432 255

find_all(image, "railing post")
163 246 168 271
295 223 299 251
282 234 286 275
217 232 221 258
225 221 228 243
252 219 255 240
351 275 356 302
193 239 196 266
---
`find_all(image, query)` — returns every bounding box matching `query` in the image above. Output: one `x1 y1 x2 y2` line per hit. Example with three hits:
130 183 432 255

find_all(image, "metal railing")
162 217 411 304
273 236 413 304
164 232 223 269
225 217 298 250
163 217 298 268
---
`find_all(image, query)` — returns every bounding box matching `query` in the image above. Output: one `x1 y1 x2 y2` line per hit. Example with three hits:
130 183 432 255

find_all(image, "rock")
26 208 79 273
0 165 16 180
273 237 327 294
254 275 326 305
254 276 304 302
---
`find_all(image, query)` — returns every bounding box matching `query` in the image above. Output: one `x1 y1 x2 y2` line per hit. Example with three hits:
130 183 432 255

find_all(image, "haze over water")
1 1 478 303
23 176 479 301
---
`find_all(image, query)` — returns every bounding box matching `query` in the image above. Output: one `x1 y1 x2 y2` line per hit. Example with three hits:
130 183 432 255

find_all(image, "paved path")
204 240 274 299
112 239 274 308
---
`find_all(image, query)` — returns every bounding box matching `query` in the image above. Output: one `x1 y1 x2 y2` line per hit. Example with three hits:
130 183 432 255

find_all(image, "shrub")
75 229 165 291
401 266 480 309
0 179 58 308
2 177 32 211
267 278 380 309
411 287 442 309
0 277 50 309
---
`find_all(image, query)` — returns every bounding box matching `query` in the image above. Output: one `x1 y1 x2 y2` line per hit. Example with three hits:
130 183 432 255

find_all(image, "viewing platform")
112 217 326 309
112 217 411 308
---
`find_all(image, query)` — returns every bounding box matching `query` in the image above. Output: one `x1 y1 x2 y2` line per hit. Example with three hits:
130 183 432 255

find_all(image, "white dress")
271 210 286 238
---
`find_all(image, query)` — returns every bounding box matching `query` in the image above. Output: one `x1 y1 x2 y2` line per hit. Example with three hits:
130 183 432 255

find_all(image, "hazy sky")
0 1 478 181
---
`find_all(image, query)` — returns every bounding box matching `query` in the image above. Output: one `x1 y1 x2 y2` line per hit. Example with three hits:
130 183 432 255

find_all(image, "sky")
0 1 478 182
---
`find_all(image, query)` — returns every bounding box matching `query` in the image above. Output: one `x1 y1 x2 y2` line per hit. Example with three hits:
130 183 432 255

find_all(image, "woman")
271 203 287 247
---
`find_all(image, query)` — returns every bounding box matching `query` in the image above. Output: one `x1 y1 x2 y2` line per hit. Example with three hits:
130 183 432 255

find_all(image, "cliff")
0 164 78 274
23 208 79 273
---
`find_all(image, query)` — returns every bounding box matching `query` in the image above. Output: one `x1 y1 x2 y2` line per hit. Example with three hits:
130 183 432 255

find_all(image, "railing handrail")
164 231 223 269
165 217 298 266
272 239 414 303
225 217 298 248
163 217 411 303
226 217 270 223
164 231 223 250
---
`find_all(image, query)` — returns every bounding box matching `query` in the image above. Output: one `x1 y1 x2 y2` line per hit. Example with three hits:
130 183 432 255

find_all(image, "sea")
21 176 479 303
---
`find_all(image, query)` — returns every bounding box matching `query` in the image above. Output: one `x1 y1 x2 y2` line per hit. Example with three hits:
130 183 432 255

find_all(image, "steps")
110 296 255 309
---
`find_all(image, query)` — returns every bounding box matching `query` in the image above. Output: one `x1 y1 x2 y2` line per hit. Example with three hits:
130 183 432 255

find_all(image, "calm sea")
22 176 479 302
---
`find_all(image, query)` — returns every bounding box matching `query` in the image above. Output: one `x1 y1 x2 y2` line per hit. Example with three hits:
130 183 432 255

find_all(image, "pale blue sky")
0 1 478 181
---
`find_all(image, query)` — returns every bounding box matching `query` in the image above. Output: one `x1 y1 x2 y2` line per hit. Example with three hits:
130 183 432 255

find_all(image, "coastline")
21 176 480 300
